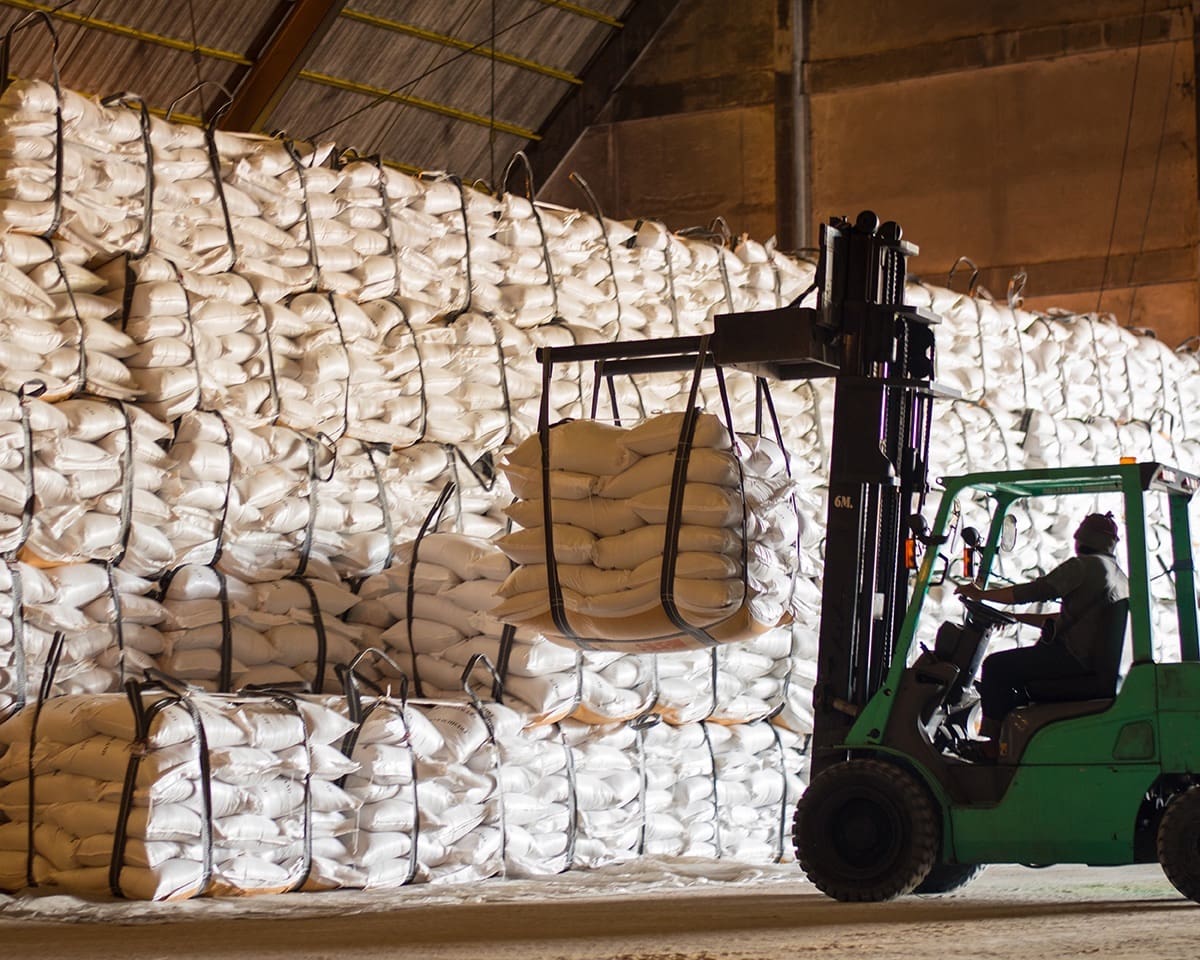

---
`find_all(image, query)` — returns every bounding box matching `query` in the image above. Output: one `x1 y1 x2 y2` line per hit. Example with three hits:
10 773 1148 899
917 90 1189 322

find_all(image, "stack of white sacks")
0 73 1196 896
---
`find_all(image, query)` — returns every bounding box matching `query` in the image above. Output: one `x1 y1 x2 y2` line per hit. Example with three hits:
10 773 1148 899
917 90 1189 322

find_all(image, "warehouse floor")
0 860 1195 959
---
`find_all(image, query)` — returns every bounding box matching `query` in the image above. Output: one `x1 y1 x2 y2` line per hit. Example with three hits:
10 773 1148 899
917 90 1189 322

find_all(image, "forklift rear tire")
793 758 938 902
1158 786 1200 904
914 862 985 894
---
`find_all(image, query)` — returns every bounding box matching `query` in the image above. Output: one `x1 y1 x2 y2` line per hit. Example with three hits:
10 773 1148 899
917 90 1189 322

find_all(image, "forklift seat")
999 598 1129 763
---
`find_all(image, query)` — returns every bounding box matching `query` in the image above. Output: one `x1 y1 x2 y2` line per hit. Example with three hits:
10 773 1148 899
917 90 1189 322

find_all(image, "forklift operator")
955 512 1130 748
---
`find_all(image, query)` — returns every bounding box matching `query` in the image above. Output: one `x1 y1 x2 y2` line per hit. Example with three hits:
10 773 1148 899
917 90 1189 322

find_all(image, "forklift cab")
888 460 1198 768
795 460 1200 903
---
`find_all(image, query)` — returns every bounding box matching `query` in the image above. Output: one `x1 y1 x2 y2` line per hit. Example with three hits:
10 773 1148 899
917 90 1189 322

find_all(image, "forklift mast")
806 212 940 777
530 211 941 778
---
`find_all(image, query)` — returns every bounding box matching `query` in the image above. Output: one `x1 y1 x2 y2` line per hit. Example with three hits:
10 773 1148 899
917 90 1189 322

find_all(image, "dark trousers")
977 643 1093 722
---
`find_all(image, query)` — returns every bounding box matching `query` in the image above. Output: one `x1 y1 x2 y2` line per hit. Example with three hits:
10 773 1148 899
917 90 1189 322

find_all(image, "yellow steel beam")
0 0 537 140
297 70 541 140
0 0 250 64
531 0 623 29
341 8 581 85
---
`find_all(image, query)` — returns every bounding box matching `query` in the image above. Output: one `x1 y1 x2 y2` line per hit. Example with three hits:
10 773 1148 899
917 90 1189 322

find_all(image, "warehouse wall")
541 0 1200 344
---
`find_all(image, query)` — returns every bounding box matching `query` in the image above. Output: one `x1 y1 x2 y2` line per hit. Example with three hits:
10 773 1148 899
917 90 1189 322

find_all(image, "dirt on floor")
0 861 1196 960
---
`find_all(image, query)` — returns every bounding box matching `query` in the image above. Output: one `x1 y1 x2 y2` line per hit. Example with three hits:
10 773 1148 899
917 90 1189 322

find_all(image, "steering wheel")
959 596 1017 628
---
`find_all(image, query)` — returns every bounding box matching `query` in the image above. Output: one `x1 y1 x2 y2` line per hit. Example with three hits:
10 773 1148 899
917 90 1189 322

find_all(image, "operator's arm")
955 582 1018 604
956 558 1084 607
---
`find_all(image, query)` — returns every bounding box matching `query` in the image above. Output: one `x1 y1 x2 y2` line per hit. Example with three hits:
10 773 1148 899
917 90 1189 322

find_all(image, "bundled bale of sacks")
153 565 364 694
0 675 604 897
0 686 362 898
493 408 803 652
23 397 174 576
0 560 165 716
565 717 806 867
348 530 515 701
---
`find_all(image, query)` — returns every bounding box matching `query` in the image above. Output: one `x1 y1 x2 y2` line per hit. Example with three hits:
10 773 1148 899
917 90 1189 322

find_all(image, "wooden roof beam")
221 0 348 132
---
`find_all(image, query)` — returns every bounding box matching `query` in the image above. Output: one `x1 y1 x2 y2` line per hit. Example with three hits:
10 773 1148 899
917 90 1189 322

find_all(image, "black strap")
569 172 621 336
502 151 560 321
326 294 352 442
170 261 207 411
211 412 234 565
633 720 650 856
283 140 322 289
657 340 725 647
394 306 430 448
112 401 136 566
200 102 238 272
487 316 516 448
335 654 421 885
109 680 214 898
556 724 577 873
766 720 790 864
444 174 474 319
291 578 329 695
24 630 65 887
536 350 584 645
294 435 336 578
5 559 28 712
462 654 507 877
494 623 517 701
259 691 314 892
368 153 401 296
700 720 722 858
216 568 234 692
249 280 284 424
364 444 396 571
100 93 155 259
50 248 88 397
4 382 44 562
105 561 127 681
404 483 456 696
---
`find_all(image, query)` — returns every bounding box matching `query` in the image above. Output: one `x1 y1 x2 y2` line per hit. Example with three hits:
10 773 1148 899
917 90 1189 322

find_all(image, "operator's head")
1074 512 1120 556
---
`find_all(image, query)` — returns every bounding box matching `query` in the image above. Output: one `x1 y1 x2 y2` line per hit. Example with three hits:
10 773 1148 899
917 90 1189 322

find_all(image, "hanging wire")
1126 35 1178 326
185 0 208 117
1096 0 1149 315
48 0 97 75
489 0 497 188
307 5 556 142
364 5 476 161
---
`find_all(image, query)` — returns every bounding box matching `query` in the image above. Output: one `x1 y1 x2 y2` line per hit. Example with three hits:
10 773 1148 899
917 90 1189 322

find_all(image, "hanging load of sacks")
494 350 805 653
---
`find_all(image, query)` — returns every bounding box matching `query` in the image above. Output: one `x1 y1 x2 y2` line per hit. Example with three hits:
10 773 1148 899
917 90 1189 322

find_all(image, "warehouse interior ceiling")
0 0 679 189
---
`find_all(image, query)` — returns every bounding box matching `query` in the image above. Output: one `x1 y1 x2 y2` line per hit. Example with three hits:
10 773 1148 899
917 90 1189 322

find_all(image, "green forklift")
535 211 1200 902
771 213 1200 903
794 459 1200 902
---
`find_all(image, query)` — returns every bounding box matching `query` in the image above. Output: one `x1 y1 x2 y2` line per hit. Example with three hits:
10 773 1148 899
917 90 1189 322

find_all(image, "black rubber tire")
1158 787 1200 903
792 759 938 902
914 862 986 894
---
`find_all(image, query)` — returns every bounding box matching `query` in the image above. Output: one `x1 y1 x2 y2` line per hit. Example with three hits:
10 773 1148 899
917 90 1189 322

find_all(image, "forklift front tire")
793 758 938 902
1158 786 1200 904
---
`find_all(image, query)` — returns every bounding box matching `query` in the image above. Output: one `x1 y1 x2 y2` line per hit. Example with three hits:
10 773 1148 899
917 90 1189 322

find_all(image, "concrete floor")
1 861 1196 959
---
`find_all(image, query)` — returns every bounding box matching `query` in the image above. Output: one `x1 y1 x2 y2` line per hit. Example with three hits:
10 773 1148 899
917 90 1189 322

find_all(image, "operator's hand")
955 581 984 601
